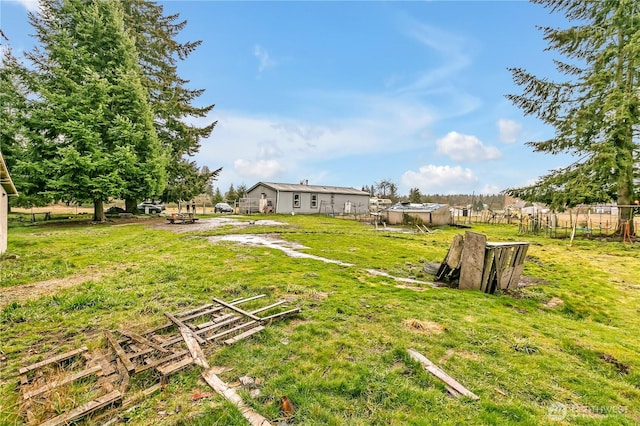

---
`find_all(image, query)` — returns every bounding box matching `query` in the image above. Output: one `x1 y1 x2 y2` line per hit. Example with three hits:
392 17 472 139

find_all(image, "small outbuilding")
1 152 19 254
383 202 451 226
244 181 370 215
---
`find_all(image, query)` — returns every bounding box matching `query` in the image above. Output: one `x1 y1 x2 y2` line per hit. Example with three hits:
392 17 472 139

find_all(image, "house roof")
0 152 18 197
388 202 449 212
248 182 369 196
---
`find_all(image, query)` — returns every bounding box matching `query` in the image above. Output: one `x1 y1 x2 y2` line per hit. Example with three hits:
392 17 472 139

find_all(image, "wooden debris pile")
18 294 300 426
434 231 529 294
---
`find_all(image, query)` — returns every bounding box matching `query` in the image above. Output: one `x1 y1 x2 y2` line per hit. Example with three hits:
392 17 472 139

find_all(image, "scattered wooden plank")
114 356 130 394
176 303 216 319
165 313 205 344
458 232 487 290
179 327 210 369
195 313 236 329
19 346 88 375
197 315 243 335
118 330 169 353
250 300 287 315
38 390 122 426
407 348 479 400
202 369 273 426
23 364 102 400
259 308 302 322
212 298 262 321
105 331 136 373
91 353 116 377
134 350 189 374
224 326 265 345
157 357 194 381
122 383 162 408
206 321 260 343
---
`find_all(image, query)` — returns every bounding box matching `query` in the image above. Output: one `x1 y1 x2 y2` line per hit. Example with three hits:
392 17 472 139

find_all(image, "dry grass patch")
544 297 565 309
402 318 445 335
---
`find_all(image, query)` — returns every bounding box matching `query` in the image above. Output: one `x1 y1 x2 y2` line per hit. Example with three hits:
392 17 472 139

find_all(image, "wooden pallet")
17 294 300 425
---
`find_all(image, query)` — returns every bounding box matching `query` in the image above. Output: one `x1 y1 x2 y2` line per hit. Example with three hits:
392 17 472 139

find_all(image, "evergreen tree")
225 184 237 203
388 183 399 203
0 32 43 208
23 0 165 221
236 183 248 200
212 187 223 204
506 0 640 232
203 166 214 198
120 0 219 208
408 187 422 204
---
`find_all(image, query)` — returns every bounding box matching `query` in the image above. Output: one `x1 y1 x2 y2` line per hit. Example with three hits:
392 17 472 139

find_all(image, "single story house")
1 152 19 254
245 181 371 215
383 202 451 226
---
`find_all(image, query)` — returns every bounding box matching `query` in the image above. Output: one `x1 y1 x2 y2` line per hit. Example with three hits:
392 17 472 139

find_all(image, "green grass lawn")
1 214 639 425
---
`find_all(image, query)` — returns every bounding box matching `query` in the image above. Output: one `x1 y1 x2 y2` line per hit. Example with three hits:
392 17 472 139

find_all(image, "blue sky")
1 0 572 196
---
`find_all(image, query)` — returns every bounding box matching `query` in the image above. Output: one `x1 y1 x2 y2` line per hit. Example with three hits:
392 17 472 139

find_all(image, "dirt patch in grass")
600 353 630 375
0 264 126 308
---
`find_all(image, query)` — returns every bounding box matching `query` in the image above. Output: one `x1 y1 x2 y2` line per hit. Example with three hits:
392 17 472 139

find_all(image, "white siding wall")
247 184 370 215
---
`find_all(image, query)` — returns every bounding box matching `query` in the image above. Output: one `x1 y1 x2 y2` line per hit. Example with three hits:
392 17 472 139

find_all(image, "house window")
293 193 301 208
310 194 318 208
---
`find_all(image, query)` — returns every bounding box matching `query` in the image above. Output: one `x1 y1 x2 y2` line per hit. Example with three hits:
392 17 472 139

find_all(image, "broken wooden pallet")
17 294 301 425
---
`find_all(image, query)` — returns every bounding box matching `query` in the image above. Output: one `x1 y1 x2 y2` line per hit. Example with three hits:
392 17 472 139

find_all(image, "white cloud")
497 119 522 144
436 131 501 162
401 165 478 194
234 159 286 178
480 183 502 194
253 44 276 73
6 0 40 12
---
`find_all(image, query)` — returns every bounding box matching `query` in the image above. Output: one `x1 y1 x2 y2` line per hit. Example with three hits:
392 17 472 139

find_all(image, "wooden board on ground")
202 369 273 426
407 348 479 400
179 326 210 369
38 390 122 426
19 346 88 376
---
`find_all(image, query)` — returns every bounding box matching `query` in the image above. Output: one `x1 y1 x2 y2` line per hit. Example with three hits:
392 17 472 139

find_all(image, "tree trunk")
125 198 138 214
615 131 636 235
93 199 106 222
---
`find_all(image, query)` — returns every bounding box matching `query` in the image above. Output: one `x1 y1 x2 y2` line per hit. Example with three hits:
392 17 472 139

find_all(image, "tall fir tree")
212 187 223 204
408 187 422 204
0 31 39 208
23 0 165 221
225 183 237 203
506 0 640 232
120 0 220 210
